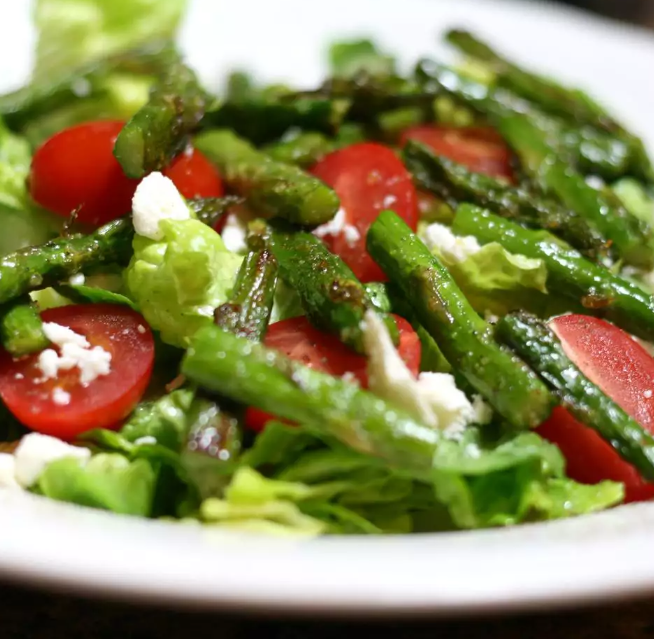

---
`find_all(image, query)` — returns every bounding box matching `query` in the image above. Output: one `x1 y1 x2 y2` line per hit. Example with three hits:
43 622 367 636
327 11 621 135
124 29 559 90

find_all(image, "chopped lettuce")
431 428 624 528
125 219 243 347
37 453 156 516
328 39 396 79
0 120 61 255
33 0 187 80
613 178 654 226
269 279 305 323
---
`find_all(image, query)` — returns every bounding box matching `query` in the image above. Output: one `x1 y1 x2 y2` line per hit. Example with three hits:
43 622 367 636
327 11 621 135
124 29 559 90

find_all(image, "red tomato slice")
245 314 421 432
29 121 224 228
538 314 654 502
162 148 224 200
0 304 155 440
400 125 513 180
311 143 418 283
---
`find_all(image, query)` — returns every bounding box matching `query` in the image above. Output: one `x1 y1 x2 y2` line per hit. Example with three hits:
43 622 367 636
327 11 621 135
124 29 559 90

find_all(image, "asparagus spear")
204 97 340 146
497 311 654 480
269 226 398 352
187 195 243 227
453 204 654 341
414 61 641 182
495 112 654 268
0 218 133 306
0 40 178 131
195 129 340 226
214 226 278 342
366 210 554 428
445 29 621 132
182 323 440 477
0 297 49 357
114 59 210 179
403 140 611 262
262 132 335 167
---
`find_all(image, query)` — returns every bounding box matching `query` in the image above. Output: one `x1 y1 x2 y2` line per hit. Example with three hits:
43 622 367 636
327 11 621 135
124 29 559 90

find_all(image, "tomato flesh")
0 304 155 440
245 315 421 432
311 143 418 283
29 120 224 228
538 315 654 502
400 125 514 180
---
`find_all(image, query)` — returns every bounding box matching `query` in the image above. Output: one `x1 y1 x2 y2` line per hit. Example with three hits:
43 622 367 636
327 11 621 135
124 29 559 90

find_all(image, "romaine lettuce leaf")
33 0 187 80
37 453 156 516
125 218 243 347
0 119 61 255
613 178 654 226
328 39 396 79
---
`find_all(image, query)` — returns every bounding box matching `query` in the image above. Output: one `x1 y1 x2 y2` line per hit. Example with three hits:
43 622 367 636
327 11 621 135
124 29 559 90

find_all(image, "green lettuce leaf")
0 120 61 255
613 178 654 226
33 0 187 80
200 467 330 536
328 39 396 79
125 219 243 347
431 428 624 528
37 453 156 516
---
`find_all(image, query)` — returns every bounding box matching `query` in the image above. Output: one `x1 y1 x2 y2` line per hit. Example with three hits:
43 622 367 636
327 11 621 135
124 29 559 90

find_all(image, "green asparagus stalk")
403 140 611 262
495 112 654 267
453 204 654 341
214 227 278 342
182 324 440 477
187 195 243 228
366 210 554 428
0 297 49 357
204 97 340 146
269 226 398 352
414 60 641 182
0 40 178 131
114 59 210 178
497 311 654 480
195 129 340 225
0 218 133 306
445 29 621 133
262 132 335 167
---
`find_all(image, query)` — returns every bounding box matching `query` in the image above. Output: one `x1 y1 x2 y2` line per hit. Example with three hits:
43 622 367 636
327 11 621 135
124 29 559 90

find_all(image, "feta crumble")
52 387 71 406
38 322 112 386
421 222 480 263
313 208 361 248
68 273 85 286
134 435 157 446
0 454 20 490
132 172 190 240
221 212 249 253
361 310 490 437
13 433 91 488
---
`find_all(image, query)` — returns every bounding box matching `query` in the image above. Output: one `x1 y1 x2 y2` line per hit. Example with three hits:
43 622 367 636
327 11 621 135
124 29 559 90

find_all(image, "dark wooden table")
3 578 654 639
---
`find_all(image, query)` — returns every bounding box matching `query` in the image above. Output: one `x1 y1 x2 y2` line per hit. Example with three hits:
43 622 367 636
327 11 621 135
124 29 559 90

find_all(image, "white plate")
1 0 654 617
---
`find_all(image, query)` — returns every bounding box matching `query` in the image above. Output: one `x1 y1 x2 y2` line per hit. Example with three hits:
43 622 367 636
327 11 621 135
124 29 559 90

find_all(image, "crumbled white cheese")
52 387 71 406
68 273 85 286
361 310 490 437
382 194 397 208
132 172 190 240
484 311 500 325
134 435 157 446
37 322 112 386
13 433 91 488
421 222 480 263
645 390 653 399
313 208 361 248
137 324 146 334
221 212 249 253
0 454 20 490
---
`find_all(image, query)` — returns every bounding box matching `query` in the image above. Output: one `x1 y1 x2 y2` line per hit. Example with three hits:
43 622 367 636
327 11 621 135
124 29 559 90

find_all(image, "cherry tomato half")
538 315 654 502
0 304 155 440
400 125 514 180
245 315 421 432
29 120 224 227
311 143 418 283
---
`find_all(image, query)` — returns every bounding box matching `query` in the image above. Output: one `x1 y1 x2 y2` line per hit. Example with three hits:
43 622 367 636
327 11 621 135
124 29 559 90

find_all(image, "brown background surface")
2 1 654 637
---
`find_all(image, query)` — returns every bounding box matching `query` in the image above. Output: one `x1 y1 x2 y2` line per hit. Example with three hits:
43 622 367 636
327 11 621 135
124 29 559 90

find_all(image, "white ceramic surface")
0 0 654 616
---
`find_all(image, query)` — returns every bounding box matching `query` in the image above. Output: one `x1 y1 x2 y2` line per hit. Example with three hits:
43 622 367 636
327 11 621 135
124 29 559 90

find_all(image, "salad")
0 0 653 537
